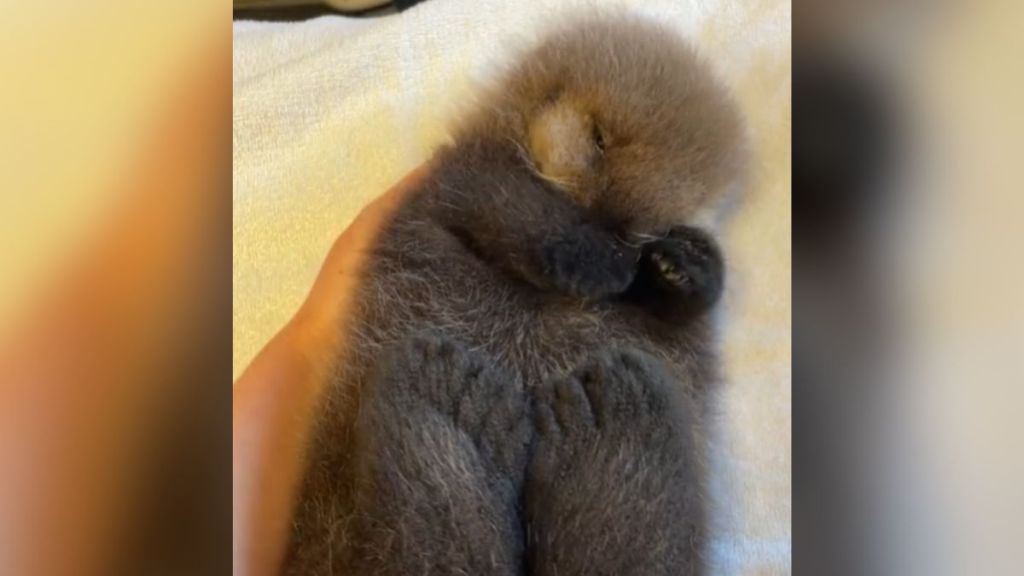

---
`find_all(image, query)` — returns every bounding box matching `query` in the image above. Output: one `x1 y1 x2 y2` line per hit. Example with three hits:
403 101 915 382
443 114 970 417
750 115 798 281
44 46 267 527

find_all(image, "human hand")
232 164 429 576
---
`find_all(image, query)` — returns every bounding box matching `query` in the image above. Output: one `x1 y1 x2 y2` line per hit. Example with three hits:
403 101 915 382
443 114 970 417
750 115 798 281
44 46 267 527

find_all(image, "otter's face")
479 17 747 239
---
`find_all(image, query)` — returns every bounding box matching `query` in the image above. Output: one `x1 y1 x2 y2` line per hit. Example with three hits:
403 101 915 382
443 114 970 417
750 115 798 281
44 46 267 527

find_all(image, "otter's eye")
593 125 607 154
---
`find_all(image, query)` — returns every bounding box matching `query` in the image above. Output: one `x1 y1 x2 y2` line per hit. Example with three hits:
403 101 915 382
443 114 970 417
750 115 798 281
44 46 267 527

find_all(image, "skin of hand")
232 164 429 576
0 29 229 576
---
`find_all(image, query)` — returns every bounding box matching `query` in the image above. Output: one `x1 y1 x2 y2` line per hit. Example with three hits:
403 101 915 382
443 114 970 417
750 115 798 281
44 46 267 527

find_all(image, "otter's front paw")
540 226 638 299
640 226 724 313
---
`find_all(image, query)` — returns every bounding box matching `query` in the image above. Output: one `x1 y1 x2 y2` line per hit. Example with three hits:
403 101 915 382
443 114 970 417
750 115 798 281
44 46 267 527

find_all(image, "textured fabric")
233 1 791 573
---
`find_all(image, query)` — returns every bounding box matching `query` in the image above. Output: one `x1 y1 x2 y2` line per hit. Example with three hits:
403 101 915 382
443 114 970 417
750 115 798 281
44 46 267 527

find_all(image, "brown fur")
464 16 746 235
283 14 746 575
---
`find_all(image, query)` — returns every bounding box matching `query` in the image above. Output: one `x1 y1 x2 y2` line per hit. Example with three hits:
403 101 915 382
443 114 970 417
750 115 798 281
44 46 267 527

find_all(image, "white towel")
233 1 791 573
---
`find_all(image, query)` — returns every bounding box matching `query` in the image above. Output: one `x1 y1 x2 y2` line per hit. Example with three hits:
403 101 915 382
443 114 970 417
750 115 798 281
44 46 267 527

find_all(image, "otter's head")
462 17 747 238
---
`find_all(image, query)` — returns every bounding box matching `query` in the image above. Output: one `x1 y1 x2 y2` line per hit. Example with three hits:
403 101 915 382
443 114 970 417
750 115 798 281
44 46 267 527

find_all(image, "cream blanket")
233 1 791 573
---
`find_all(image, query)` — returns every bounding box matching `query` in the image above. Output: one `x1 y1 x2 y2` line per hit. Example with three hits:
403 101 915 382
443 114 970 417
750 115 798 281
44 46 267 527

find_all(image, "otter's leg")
527 349 704 576
345 336 531 576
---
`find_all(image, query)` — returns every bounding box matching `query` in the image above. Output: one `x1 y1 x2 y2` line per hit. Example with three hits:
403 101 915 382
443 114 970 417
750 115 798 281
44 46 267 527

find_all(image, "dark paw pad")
639 226 724 312
535 349 677 445
376 335 482 416
373 335 531 481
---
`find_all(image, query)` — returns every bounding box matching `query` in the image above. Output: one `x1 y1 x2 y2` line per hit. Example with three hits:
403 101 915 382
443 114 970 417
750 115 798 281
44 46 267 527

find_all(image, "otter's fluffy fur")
285 15 746 576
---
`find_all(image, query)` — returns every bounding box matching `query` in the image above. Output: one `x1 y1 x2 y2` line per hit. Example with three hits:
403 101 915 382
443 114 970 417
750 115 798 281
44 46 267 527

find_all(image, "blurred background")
795 0 1024 574
0 3 230 575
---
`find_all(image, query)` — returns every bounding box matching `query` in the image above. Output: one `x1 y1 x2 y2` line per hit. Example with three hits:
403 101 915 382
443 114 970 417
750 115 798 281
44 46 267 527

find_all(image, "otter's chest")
359 248 696 389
